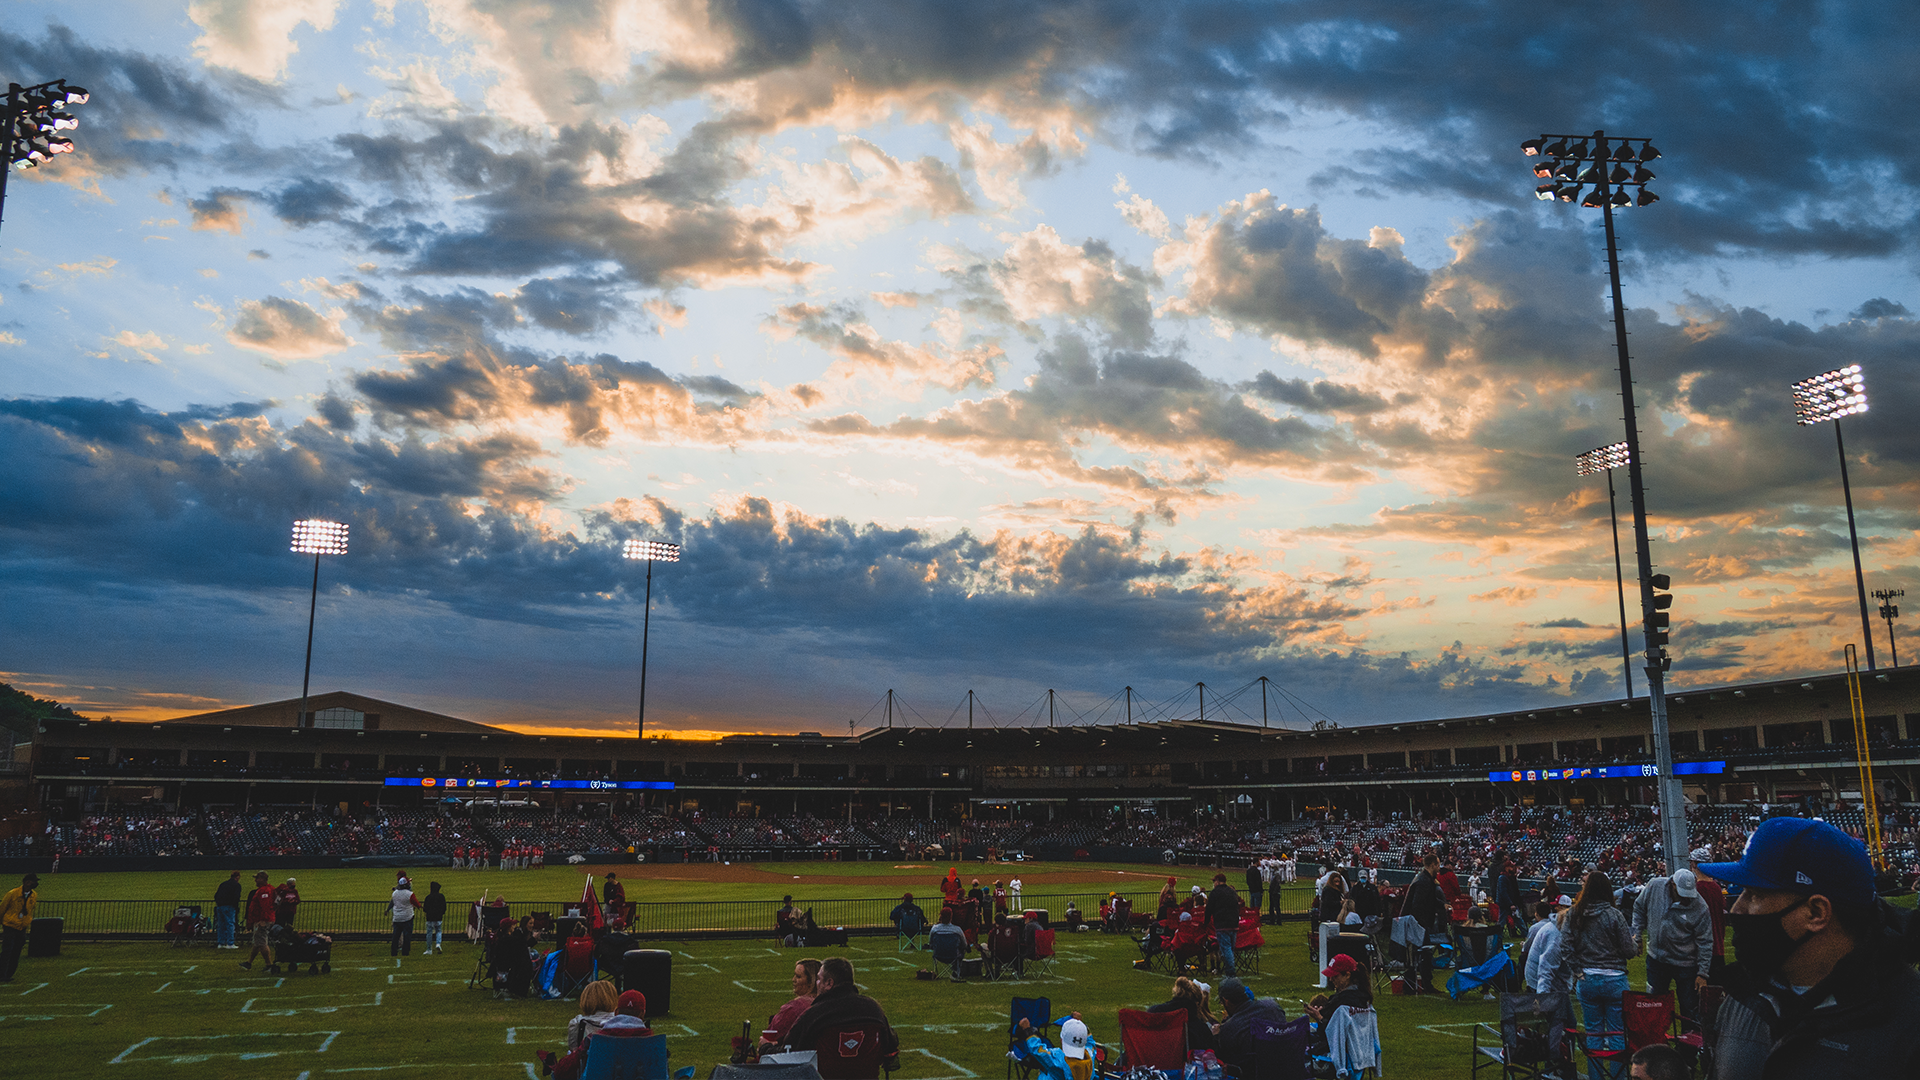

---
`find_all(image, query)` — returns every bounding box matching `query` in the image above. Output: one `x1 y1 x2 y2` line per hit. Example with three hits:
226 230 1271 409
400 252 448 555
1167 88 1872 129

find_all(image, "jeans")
1646 957 1701 1025
0 926 23 981
1248 886 1264 914
1215 929 1237 977
424 920 443 951
391 919 414 956
215 906 237 947
1576 971 1628 1080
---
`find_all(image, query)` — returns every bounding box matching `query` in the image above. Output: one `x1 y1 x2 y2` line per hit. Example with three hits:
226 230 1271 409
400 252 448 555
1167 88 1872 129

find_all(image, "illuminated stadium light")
1790 364 1878 668
1524 127 1685 870
290 518 350 555
1791 364 1868 425
623 539 681 562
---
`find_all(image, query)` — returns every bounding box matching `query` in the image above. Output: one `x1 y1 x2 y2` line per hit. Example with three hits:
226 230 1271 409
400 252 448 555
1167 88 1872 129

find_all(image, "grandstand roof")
161 691 509 734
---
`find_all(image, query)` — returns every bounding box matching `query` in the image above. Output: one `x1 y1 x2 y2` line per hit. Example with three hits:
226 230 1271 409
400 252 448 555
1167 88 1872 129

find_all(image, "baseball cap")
1698 817 1874 909
1689 846 1713 863
1321 953 1361 979
1060 1017 1090 1059
1217 977 1253 1006
1670 869 1698 898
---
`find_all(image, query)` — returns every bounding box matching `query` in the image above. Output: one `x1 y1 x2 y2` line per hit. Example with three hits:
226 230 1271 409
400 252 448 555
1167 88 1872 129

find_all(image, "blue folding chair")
1008 997 1053 1080
1447 947 1516 1000
580 1033 694 1080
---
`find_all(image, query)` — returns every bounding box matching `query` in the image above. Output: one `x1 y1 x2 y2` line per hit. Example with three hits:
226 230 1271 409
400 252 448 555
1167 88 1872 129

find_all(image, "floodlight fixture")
1575 441 1631 476
4 80 91 231
1791 364 1877 668
1791 364 1868 424
1523 126 1684 872
291 518 350 555
623 539 681 562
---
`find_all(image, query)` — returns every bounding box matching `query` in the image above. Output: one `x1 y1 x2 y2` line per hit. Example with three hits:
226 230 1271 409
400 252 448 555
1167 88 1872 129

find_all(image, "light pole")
1874 589 1903 668
622 539 680 739
1791 365 1876 669
1577 441 1636 698
289 519 349 728
1522 129 1688 870
3 79 90 235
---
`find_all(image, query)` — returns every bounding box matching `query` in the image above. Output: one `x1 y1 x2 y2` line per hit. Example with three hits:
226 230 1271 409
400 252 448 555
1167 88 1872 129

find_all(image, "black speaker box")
623 948 672 1015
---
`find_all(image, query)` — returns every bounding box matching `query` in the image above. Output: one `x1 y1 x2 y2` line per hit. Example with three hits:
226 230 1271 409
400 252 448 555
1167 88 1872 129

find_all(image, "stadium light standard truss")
1524 129 1687 871
1576 442 1636 699
623 539 681 740
1791 365 1877 670
1874 588 1904 669
289 519 350 730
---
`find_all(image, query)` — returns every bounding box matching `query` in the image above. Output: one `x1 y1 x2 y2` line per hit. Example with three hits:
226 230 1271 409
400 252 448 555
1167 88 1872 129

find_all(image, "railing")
37 889 1188 941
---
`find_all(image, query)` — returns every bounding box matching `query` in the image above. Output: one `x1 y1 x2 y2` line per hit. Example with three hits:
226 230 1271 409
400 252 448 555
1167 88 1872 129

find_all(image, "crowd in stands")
51 813 202 856
484 810 625 853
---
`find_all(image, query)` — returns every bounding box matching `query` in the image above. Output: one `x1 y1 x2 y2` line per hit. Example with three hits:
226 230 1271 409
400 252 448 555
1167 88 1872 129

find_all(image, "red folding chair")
1622 991 1674 1053
1566 1008 1628 1080
1118 1008 1187 1075
1026 926 1057 978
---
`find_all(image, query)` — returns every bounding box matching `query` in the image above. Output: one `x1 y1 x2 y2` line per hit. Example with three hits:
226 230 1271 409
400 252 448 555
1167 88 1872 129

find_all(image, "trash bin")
28 917 62 957
623 948 672 1016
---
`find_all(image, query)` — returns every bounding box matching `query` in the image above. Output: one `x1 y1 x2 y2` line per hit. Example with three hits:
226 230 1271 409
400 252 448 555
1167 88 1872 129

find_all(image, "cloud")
104 330 168 364
227 296 352 359
762 300 1002 392
189 188 251 234
188 0 340 82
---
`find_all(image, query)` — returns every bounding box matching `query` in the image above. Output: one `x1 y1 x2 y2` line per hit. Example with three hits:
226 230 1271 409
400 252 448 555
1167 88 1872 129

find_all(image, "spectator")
213 870 241 950
1244 861 1265 916
783 957 900 1064
762 958 821 1048
1207 873 1243 978
1631 869 1713 1024
1317 873 1348 929
421 881 447 954
603 872 626 914
390 876 418 957
1306 954 1371 1059
241 871 277 972
928 910 968 982
1157 877 1178 921
1147 975 1216 1052
1437 861 1463 908
1520 898 1570 993
1554 871 1638 1080
1062 901 1085 930
1211 976 1286 1075
565 979 620 1054
1702 817 1920 1077
495 916 536 998
274 877 301 928
890 893 926 939
1688 846 1728 982
0 873 37 984
1630 1043 1686 1080
1402 853 1445 994
538 989 651 1080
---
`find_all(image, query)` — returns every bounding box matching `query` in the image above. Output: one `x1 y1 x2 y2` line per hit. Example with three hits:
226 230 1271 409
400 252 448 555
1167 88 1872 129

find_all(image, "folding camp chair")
1326 934 1384 995
578 1031 690 1080
1245 1016 1309 1080
1116 1008 1186 1077
1025 927 1057 979
1622 991 1676 1054
554 936 600 999
929 929 967 980
897 908 929 952
1566 1004 1628 1080
810 1022 898 1080
1471 992 1569 1080
1232 919 1265 976
1324 1005 1381 1080
1674 984 1720 1076
985 920 1024 981
1447 947 1516 1000
1008 997 1053 1080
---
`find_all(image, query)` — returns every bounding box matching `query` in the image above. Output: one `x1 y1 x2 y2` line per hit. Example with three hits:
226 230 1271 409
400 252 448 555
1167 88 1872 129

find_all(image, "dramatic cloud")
227 296 353 359
188 0 340 82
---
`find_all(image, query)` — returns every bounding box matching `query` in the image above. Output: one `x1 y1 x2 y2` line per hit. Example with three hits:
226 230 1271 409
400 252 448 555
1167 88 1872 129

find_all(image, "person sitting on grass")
762 958 821 1049
537 989 650 1078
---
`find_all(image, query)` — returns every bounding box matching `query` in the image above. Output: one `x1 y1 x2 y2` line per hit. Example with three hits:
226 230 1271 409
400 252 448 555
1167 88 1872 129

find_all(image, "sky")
1 1 1917 738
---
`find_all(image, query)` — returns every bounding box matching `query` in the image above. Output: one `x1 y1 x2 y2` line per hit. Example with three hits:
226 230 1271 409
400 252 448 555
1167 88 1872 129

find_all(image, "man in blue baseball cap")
1700 816 1920 1078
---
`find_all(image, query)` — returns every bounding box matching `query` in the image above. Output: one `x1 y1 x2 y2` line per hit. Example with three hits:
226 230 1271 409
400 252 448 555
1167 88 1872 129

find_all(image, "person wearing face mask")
1700 816 1920 1079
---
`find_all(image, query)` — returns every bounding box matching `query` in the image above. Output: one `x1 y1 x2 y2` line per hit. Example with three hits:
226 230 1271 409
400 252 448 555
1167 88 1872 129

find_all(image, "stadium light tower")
2 79 90 236
623 539 680 739
1577 441 1636 698
1523 128 1688 872
289 519 349 728
1791 365 1876 670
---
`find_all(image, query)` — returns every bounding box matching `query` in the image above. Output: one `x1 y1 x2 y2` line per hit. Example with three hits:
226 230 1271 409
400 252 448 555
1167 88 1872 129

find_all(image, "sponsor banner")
384 777 675 790
1488 761 1726 784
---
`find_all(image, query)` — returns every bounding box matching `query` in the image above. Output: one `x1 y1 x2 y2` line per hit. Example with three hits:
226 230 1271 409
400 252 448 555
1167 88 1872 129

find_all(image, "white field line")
109 1030 341 1065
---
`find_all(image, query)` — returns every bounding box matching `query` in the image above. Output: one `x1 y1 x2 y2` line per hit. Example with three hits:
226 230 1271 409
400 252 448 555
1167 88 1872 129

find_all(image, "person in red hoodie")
241 871 277 972
538 990 652 1079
